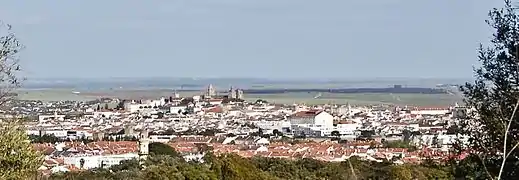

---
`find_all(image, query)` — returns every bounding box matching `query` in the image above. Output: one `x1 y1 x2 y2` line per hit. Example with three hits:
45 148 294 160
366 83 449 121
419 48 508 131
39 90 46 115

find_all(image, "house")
410 106 450 115
288 110 334 136
64 153 139 169
170 106 187 114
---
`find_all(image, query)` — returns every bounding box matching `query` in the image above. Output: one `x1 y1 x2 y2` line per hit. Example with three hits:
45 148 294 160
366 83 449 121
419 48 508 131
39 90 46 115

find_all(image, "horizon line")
23 76 473 81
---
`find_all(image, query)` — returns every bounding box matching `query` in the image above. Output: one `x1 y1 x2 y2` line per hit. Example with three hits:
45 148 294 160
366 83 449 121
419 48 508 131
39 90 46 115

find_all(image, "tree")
110 159 140 172
258 128 263 136
383 140 413 149
389 165 413 180
431 135 439 148
0 22 22 105
148 142 183 159
331 130 340 138
0 22 43 179
79 158 85 169
0 122 43 179
104 103 109 110
116 99 126 110
402 129 412 142
29 134 60 143
255 99 268 104
458 0 519 179
272 129 283 137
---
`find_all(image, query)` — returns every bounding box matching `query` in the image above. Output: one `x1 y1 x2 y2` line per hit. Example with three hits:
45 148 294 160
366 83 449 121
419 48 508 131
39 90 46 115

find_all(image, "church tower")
206 84 216 98
138 129 150 166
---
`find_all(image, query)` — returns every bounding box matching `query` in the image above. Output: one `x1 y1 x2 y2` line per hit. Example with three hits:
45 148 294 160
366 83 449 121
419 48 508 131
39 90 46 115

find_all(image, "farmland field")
15 89 462 106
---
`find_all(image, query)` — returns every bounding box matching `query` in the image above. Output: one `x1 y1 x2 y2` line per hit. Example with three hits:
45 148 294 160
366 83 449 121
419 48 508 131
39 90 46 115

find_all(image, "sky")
0 0 504 79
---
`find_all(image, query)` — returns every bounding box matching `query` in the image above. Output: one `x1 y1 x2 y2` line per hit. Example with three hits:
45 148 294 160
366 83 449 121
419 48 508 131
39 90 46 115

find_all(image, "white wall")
335 123 360 135
44 130 68 138
64 153 139 169
170 106 187 114
253 120 291 130
410 109 449 115
314 112 333 127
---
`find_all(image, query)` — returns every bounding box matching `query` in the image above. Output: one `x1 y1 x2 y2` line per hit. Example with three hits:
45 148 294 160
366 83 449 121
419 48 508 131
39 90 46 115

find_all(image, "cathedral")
228 86 243 99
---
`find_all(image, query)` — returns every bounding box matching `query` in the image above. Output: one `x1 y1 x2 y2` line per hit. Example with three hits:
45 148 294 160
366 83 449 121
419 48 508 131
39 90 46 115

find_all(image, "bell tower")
138 129 150 166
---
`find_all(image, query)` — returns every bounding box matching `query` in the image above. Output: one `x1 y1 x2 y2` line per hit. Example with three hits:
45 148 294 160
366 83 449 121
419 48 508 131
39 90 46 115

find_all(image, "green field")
15 89 462 106
244 92 461 106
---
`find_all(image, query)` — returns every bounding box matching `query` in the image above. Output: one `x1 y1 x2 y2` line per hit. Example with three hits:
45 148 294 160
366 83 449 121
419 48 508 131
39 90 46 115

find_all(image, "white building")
42 130 68 139
288 110 334 136
93 111 118 118
410 107 450 115
334 121 361 135
252 120 291 131
39 112 66 123
64 153 139 169
170 106 187 114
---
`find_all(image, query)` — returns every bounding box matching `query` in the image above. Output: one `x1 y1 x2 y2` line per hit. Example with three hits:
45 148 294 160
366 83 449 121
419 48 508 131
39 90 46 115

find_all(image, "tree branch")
347 158 357 180
497 81 519 180
476 154 495 180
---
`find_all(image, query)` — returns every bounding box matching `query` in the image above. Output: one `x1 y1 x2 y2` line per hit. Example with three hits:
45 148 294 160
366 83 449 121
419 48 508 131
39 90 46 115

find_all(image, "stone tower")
206 84 216 98
138 129 150 165
228 86 237 99
236 89 244 99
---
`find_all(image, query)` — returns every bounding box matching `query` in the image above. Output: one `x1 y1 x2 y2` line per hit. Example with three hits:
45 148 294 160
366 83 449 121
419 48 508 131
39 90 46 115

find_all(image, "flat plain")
16 89 462 106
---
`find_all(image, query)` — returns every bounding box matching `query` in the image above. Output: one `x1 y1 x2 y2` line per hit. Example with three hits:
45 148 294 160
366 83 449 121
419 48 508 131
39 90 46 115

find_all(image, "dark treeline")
46 143 457 180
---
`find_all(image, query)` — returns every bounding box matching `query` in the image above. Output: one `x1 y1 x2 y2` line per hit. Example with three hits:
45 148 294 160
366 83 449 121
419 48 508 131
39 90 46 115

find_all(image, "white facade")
184 153 205 162
290 111 334 136
335 123 360 135
43 130 68 138
314 112 334 127
410 109 449 115
143 98 166 107
170 106 187 114
64 153 139 169
26 129 40 136
125 103 158 113
253 120 291 131
149 135 177 143
290 111 333 127
39 114 66 123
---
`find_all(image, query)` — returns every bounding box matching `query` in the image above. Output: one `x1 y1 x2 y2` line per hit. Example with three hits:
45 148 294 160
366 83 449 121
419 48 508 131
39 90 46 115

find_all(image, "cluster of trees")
102 136 138 142
29 134 98 144
48 142 453 180
29 134 61 144
382 140 417 151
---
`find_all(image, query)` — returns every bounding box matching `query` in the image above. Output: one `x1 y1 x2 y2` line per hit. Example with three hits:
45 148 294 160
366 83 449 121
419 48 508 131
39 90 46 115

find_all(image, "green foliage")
0 21 43 179
52 153 452 180
383 140 416 150
255 99 268 104
389 165 413 180
458 0 519 179
29 134 60 143
148 142 183 159
109 159 140 172
49 153 454 180
0 121 43 179
330 130 340 137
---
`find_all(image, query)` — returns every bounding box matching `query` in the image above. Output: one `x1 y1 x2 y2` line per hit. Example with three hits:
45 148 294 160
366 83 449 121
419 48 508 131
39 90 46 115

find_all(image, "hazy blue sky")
0 0 503 79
